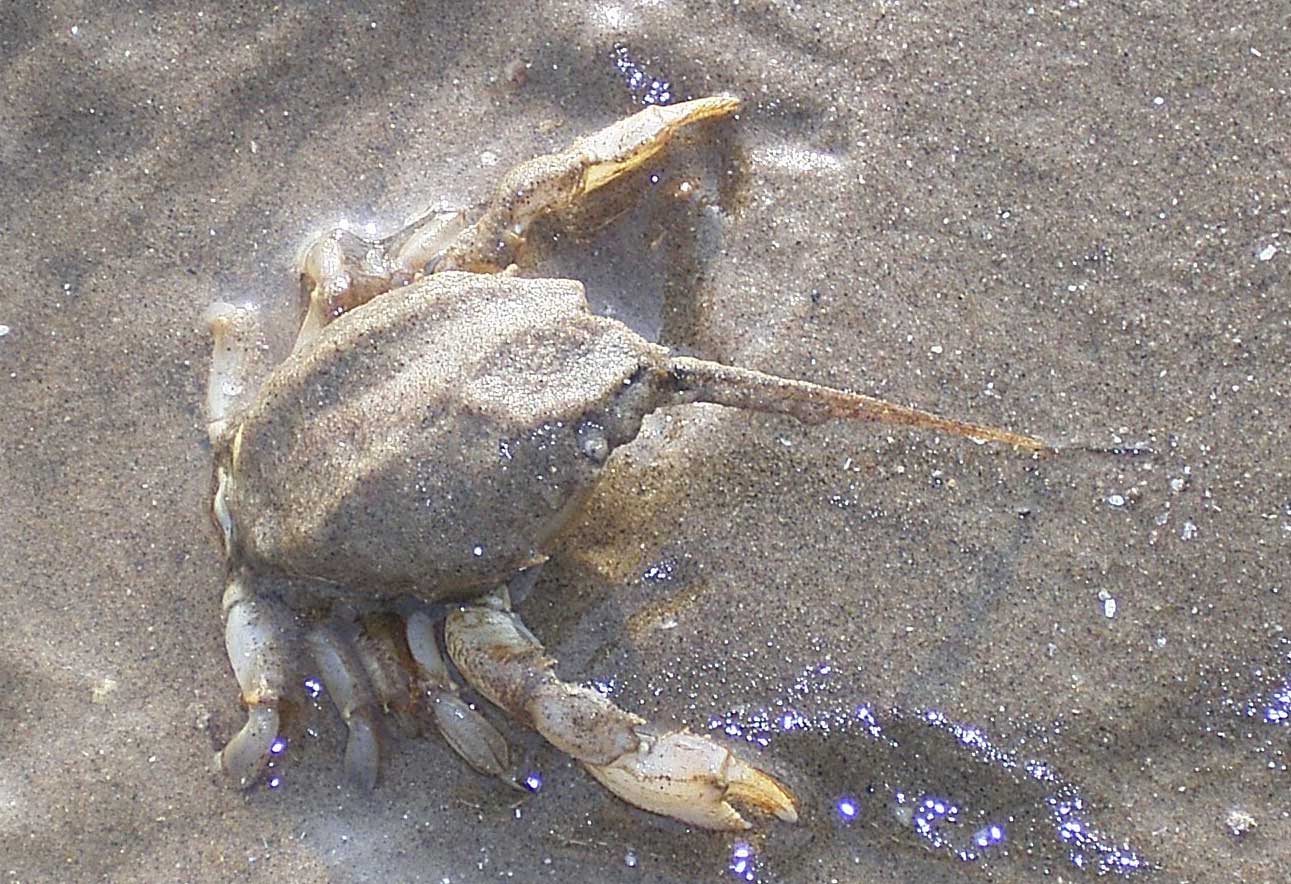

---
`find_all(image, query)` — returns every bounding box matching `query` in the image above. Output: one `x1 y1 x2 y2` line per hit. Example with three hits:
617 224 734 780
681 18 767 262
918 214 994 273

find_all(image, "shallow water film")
1 2 1287 882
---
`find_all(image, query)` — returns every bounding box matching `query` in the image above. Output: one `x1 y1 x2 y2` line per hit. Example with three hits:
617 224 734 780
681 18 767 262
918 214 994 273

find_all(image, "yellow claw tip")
683 93 742 122
583 730 798 830
724 758 799 824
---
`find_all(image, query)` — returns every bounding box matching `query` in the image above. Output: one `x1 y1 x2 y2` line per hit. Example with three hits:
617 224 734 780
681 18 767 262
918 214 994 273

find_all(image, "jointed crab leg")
306 624 383 790
205 302 271 446
444 593 798 830
294 210 467 353
347 611 512 778
402 610 512 778
216 576 295 788
435 95 741 274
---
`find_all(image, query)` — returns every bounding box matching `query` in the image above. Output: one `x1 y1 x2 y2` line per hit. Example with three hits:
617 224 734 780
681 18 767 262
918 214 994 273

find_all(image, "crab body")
204 95 1047 830
224 273 670 599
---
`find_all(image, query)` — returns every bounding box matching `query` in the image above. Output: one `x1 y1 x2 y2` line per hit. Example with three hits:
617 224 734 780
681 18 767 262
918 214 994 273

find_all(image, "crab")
203 95 1050 830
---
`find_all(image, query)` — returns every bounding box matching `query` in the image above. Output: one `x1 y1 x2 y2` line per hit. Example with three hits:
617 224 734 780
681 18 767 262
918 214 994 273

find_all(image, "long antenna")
667 356 1054 451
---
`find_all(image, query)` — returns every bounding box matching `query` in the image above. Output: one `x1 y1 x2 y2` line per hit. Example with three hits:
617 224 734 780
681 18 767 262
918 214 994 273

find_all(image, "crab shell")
221 271 674 599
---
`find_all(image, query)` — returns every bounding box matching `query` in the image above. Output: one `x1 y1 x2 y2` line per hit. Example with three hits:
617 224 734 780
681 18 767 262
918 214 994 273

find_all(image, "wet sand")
2 2 1288 881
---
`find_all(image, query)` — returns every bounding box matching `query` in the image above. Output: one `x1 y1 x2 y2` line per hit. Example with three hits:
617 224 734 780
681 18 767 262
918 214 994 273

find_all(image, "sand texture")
2 2 1288 881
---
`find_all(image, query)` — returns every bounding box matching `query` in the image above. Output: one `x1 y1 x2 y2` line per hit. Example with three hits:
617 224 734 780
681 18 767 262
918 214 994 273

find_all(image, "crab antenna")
665 355 1053 452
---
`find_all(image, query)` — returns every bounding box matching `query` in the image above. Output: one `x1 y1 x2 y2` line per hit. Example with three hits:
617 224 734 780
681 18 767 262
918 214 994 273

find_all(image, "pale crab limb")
212 465 235 556
404 610 511 778
348 613 420 739
216 576 294 787
293 209 467 352
435 95 741 274
305 625 382 790
665 356 1053 451
444 601 798 830
345 611 511 777
205 301 270 446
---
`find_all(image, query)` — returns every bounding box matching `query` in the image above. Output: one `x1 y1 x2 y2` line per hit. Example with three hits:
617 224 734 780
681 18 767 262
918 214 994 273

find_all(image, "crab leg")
205 302 271 446
665 355 1053 451
349 610 512 778
347 612 420 739
216 576 295 788
305 624 383 790
444 597 797 830
435 95 741 274
403 610 512 778
293 209 467 352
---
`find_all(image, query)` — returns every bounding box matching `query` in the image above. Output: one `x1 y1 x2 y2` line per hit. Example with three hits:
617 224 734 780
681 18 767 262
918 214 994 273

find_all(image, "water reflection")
706 663 1151 878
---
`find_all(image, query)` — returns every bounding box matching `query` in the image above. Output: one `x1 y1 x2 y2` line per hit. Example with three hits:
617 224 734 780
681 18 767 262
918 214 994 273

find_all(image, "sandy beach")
1 2 1287 881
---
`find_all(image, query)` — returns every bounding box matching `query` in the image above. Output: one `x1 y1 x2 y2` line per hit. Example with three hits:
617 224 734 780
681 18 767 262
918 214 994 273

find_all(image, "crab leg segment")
403 611 511 778
294 210 467 352
435 95 741 273
666 355 1052 451
444 602 797 830
347 613 420 739
205 302 270 446
216 576 294 788
306 624 383 790
338 611 513 779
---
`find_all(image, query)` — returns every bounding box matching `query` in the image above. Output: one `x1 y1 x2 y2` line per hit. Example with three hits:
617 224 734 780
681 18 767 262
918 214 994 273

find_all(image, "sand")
1 1 1287 881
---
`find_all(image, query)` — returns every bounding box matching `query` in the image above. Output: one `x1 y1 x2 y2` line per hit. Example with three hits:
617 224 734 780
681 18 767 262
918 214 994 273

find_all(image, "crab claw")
445 601 798 830
585 727 798 831
435 94 742 273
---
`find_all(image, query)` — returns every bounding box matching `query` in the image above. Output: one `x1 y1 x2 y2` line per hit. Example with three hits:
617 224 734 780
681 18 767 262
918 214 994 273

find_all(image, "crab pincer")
445 600 797 830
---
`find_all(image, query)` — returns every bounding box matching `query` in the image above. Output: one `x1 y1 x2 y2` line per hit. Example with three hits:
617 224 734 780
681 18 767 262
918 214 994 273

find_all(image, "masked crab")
204 95 1048 830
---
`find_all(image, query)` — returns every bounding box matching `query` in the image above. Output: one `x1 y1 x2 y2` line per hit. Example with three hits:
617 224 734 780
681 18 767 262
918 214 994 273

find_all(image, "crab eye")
577 422 610 464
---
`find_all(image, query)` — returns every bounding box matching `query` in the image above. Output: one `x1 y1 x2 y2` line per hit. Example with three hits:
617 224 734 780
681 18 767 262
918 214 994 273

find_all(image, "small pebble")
1106 493 1126 507
1257 244 1277 262
502 58 528 88
1225 807 1257 837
